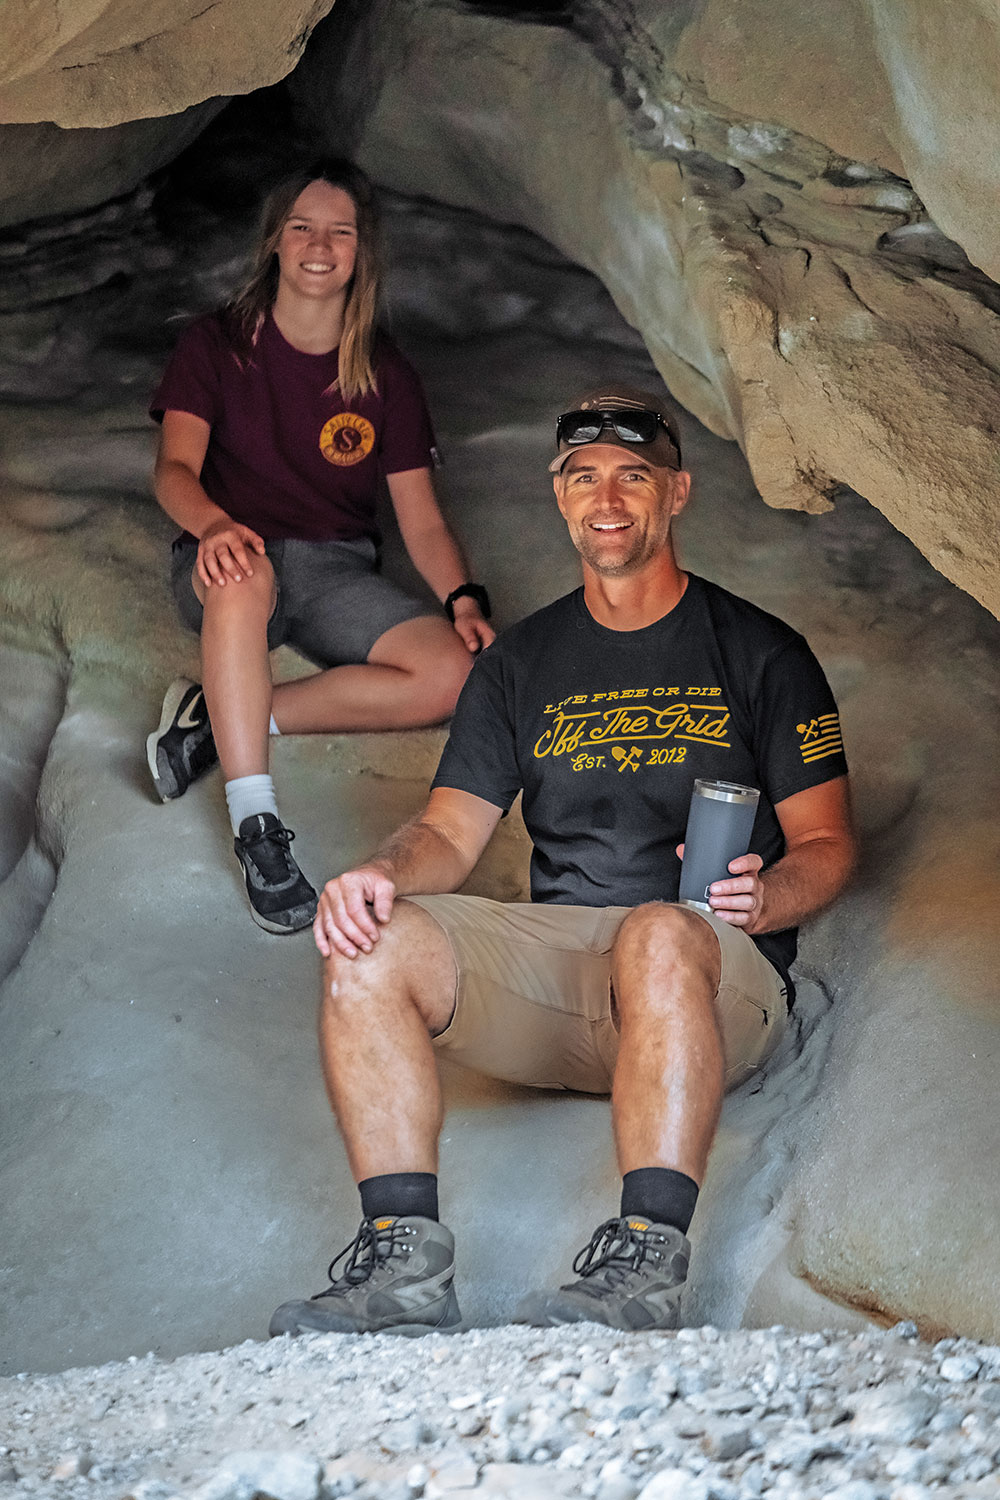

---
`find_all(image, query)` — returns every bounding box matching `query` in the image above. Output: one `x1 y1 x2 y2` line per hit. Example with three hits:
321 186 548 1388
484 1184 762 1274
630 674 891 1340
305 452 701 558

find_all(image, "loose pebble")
939 1353 982 1382
191 1449 321 1500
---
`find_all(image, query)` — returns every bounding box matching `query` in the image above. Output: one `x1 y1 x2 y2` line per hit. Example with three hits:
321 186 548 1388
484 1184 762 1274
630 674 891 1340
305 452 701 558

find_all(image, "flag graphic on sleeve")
796 713 844 764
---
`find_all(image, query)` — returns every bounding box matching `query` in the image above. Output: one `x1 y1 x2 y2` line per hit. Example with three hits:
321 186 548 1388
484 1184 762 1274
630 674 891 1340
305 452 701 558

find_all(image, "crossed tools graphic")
612 744 643 772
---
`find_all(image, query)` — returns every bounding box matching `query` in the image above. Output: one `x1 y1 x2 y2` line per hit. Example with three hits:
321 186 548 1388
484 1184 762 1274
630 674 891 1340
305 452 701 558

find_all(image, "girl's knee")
200 557 276 617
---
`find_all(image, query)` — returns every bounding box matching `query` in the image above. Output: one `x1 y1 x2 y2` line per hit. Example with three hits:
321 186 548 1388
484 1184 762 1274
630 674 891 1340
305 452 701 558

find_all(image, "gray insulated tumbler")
678 780 760 911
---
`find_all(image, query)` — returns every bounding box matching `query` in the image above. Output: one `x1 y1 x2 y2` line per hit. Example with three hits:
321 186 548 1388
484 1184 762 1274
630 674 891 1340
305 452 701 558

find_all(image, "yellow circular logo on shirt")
320 412 375 466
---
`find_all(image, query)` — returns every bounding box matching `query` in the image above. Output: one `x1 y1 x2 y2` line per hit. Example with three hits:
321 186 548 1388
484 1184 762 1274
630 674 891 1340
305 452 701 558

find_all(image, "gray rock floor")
3 1322 1000 1499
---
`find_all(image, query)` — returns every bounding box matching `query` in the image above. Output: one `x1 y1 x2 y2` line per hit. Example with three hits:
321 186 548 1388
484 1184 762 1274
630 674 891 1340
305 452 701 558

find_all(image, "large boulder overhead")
0 0 336 128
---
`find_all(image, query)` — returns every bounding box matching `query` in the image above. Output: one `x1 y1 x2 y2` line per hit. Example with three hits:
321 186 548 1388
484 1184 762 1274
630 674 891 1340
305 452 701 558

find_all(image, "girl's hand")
451 600 496 655
197 520 266 588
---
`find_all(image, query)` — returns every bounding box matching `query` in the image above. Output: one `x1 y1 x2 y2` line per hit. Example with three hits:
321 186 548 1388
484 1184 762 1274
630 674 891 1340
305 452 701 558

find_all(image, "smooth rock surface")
1 145 1000 1373
0 0 335 126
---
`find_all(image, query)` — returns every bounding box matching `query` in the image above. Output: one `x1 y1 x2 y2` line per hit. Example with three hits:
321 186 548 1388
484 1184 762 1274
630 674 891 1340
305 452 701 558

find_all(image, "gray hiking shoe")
147 678 217 802
516 1216 690 1332
269 1215 462 1338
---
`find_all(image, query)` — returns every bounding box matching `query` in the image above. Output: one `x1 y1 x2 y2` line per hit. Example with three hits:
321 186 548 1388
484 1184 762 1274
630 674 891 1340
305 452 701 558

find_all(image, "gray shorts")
404 896 787 1094
170 535 432 666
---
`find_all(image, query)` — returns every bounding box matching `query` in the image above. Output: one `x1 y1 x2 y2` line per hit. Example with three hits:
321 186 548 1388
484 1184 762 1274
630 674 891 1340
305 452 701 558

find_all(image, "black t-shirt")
432 575 849 1000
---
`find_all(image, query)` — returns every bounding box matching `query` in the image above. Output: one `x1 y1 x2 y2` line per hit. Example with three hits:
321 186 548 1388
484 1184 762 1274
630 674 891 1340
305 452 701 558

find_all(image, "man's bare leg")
319 900 456 1180
519 902 723 1330
269 901 462 1337
610 901 724 1185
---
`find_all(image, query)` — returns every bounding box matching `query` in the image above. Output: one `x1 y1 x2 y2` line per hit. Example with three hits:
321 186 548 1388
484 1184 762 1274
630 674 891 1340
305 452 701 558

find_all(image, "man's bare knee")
612 902 721 1000
321 900 455 1033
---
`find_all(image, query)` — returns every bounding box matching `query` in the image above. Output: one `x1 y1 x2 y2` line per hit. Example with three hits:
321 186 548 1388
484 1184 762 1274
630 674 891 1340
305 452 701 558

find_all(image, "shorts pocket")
716 982 775 1086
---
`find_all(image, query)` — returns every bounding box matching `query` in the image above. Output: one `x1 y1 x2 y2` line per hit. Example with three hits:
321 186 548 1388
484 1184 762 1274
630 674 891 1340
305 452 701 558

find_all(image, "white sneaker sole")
146 677 198 802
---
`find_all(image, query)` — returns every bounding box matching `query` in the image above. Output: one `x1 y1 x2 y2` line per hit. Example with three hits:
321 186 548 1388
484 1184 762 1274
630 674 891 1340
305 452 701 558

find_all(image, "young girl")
148 159 494 934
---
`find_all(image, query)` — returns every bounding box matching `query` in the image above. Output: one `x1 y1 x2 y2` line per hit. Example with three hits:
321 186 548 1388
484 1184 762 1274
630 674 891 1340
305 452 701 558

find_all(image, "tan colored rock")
0 0 335 127
0 0 998 615
688 0 1000 282
686 0 901 176
289 0 1000 619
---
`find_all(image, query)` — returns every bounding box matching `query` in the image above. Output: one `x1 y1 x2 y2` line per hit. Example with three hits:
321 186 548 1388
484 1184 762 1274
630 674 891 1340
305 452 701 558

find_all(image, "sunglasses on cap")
556 407 679 458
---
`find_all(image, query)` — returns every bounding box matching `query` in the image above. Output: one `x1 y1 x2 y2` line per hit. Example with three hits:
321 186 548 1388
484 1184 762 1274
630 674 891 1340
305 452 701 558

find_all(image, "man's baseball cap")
549 384 683 474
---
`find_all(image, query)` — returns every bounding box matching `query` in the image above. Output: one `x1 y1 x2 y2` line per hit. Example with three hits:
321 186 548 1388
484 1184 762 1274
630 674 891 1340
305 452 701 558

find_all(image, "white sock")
225 774 279 835
269 714 280 736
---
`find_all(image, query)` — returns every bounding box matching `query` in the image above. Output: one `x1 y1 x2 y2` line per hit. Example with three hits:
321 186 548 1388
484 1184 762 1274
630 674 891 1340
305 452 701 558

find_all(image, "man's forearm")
368 813 478 896
755 833 856 935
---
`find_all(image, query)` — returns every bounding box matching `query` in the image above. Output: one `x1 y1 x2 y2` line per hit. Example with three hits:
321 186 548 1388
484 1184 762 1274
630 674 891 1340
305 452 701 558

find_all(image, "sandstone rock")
0 1 335 128
0 0 998 626
689 0 1000 282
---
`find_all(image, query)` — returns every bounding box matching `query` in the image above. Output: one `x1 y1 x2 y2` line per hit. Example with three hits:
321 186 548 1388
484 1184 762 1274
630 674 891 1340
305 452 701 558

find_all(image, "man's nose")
594 479 628 506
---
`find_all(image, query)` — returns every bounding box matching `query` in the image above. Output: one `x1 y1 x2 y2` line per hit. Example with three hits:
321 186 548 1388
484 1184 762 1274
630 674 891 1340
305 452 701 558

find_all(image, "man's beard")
574 521 663 577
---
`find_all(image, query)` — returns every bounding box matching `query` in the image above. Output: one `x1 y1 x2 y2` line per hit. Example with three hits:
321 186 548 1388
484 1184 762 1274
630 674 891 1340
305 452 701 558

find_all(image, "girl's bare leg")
271 616 473 734
193 561 276 781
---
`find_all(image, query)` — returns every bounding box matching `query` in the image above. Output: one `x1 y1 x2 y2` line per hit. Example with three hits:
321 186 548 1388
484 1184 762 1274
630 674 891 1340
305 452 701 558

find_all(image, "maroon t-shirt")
149 312 437 542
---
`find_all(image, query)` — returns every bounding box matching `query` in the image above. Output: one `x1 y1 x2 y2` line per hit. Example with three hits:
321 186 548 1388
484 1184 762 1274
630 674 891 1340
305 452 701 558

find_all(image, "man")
269 385 854 1337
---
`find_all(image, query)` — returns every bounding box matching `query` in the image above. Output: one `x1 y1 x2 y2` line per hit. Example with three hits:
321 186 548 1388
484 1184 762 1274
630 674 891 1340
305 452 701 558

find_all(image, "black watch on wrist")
444 583 492 622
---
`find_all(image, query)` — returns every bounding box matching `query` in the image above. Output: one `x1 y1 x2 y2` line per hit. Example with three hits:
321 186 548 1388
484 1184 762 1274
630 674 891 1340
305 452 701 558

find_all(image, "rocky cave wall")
0 0 1000 1371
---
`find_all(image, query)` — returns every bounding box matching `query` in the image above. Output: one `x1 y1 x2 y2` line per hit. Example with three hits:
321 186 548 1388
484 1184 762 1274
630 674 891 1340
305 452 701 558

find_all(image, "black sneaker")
147 679 218 802
516 1216 690 1331
269 1215 462 1338
233 813 318 934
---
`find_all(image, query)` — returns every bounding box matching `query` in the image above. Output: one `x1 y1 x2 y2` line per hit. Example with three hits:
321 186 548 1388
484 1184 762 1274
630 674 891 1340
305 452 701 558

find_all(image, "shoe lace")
241 820 298 881
322 1217 411 1292
571 1216 664 1286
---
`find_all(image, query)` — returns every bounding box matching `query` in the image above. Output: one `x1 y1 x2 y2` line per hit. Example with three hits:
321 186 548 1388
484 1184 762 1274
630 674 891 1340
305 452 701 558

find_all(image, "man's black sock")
358 1172 439 1223
620 1167 699 1235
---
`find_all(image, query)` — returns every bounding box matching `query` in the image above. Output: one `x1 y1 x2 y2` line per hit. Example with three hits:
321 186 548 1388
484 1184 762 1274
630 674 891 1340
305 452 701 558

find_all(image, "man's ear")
670 470 692 516
553 473 568 517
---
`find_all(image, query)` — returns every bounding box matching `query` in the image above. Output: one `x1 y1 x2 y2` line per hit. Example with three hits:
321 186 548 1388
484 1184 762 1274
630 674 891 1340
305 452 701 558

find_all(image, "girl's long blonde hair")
225 158 381 400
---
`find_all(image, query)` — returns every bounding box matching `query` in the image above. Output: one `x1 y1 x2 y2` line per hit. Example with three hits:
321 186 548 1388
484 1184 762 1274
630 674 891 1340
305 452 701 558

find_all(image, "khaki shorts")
404 896 787 1094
